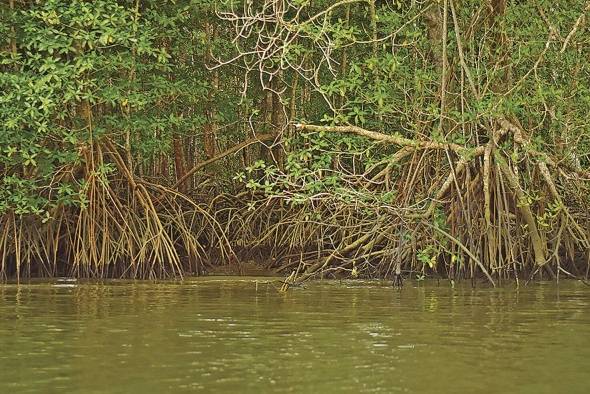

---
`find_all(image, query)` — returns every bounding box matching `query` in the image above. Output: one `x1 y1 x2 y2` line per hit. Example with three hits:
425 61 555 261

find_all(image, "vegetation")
1 0 589 285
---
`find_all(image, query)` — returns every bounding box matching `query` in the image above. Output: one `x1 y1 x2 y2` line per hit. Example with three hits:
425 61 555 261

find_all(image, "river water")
0 278 589 393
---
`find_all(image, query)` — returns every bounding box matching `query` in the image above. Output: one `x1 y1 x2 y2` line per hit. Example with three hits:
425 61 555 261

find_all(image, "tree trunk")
203 21 218 160
271 74 285 169
173 137 187 192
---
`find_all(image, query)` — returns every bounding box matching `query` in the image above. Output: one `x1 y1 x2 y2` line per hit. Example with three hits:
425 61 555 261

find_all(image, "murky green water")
0 278 589 393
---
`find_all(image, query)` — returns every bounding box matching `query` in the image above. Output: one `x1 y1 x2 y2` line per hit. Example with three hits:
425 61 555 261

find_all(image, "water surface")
0 278 589 393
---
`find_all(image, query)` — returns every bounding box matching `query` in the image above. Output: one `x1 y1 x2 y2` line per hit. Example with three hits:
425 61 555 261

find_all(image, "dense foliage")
1 0 589 284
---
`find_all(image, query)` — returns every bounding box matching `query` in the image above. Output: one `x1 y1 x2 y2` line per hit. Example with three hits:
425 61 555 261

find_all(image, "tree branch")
173 133 276 190
294 123 483 155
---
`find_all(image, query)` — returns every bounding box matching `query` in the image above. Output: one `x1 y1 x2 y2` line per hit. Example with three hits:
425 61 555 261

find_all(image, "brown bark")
203 122 216 160
491 0 507 20
270 75 285 169
159 154 169 181
203 21 218 160
173 137 187 192
157 36 187 191
424 4 444 69
259 88 274 162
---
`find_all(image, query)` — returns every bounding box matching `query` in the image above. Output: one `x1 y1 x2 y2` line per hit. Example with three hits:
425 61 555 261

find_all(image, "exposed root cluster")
213 118 590 287
1 119 589 286
0 141 228 280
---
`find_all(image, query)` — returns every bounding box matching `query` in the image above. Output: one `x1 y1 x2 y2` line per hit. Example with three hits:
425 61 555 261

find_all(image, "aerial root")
223 121 590 286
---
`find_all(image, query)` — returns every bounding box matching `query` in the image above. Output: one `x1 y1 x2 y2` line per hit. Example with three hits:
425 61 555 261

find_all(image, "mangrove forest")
2 0 590 286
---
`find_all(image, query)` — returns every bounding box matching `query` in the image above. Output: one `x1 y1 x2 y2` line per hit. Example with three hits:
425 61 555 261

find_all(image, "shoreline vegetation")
1 1 590 287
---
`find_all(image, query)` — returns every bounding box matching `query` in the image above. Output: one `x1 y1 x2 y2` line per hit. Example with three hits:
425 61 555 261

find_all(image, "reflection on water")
0 279 589 393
